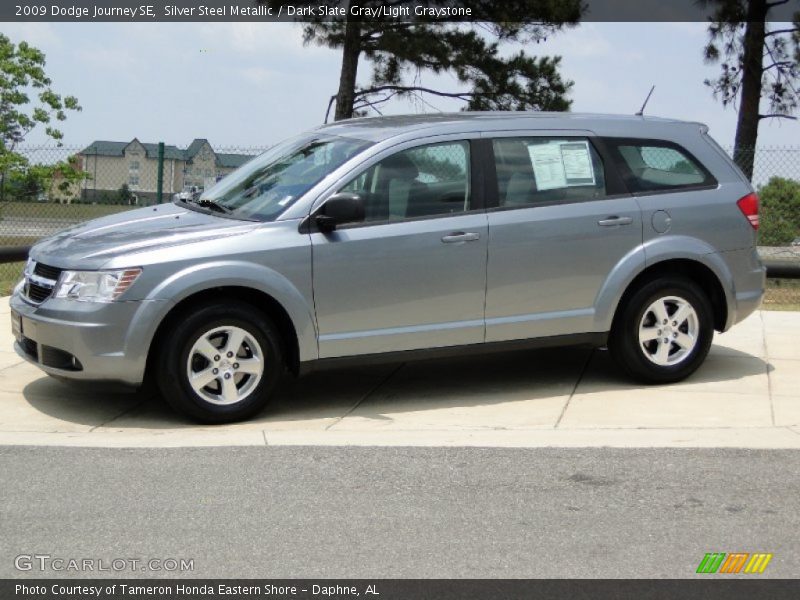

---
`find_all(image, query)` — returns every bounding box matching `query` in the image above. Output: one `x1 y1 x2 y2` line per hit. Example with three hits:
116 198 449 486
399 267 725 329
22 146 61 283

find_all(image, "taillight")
736 192 759 230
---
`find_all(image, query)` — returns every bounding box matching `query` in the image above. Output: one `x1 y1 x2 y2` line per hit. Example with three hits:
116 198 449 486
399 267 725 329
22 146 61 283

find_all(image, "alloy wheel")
637 295 699 366
186 325 264 405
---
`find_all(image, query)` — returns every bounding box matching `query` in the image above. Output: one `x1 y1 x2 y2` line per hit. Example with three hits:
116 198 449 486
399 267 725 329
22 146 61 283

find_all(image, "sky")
3 21 799 151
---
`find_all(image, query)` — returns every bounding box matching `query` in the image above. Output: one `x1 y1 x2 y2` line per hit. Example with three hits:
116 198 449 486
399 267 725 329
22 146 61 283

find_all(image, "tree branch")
765 28 799 37
354 85 485 101
353 95 393 115
766 0 790 7
758 113 798 120
352 90 402 111
763 61 793 71
360 22 409 40
323 94 337 124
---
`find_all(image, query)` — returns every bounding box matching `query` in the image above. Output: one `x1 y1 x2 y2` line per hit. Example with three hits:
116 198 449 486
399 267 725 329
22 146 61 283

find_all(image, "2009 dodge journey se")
11 113 766 422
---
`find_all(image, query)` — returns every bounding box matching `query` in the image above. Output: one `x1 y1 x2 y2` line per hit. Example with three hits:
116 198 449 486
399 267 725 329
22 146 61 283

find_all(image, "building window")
129 174 139 187
130 160 140 171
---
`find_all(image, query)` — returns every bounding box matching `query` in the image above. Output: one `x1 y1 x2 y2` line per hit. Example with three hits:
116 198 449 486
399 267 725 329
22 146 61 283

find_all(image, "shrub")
757 177 800 246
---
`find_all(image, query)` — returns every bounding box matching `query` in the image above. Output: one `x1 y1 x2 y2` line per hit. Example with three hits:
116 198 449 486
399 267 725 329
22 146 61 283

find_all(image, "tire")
156 300 284 423
609 276 714 384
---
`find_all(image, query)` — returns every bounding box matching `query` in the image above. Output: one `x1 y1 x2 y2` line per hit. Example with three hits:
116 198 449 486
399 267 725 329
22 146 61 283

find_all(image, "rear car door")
483 132 643 342
311 138 489 358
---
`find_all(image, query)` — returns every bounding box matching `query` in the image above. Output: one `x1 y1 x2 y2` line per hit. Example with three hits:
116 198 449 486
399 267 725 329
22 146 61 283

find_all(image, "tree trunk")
732 0 768 181
334 16 362 121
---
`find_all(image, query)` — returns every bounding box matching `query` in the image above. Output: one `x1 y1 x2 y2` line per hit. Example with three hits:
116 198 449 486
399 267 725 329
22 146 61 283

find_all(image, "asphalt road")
1 446 798 579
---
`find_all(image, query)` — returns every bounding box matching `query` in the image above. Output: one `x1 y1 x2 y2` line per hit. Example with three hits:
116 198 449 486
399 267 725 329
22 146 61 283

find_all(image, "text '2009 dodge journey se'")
11 113 765 423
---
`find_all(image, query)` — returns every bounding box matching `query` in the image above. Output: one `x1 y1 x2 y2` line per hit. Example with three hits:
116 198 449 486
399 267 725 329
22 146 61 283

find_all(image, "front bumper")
10 292 170 386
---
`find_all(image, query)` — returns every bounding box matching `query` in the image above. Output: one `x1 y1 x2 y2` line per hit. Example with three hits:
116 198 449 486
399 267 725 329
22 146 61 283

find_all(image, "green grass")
0 261 24 296
763 279 800 311
0 236 42 247
0 201 134 220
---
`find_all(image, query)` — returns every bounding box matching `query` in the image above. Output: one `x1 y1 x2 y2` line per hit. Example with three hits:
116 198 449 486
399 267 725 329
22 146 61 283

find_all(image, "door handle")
441 232 480 243
597 216 633 227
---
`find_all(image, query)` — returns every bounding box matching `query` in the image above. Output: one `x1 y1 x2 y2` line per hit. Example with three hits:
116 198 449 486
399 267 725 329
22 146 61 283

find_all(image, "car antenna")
636 85 655 116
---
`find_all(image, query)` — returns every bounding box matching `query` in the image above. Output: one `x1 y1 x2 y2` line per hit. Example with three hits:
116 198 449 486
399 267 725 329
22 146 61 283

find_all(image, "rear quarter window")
605 138 717 193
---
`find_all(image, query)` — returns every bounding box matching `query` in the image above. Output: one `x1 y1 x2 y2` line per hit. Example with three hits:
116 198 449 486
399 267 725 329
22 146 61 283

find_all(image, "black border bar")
2 1 798 23
5 579 800 600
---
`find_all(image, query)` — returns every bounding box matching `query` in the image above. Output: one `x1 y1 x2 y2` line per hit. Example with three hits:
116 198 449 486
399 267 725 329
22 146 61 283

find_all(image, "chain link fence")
1 143 799 307
726 146 800 309
0 143 266 294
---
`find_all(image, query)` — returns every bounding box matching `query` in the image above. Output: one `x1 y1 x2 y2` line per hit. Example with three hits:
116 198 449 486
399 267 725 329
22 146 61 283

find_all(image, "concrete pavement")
1 297 798 448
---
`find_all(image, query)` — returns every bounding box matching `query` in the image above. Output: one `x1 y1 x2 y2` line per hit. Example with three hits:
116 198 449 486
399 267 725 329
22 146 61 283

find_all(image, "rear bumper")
723 246 766 329
733 287 764 325
10 292 169 386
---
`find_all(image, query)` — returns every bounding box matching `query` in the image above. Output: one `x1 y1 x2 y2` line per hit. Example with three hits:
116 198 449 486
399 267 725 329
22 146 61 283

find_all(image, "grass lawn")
763 279 800 311
0 201 136 221
0 262 24 296
0 236 43 247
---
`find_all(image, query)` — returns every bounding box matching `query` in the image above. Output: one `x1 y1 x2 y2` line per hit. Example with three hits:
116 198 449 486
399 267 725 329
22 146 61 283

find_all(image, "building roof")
185 138 208 159
79 138 252 167
215 153 252 168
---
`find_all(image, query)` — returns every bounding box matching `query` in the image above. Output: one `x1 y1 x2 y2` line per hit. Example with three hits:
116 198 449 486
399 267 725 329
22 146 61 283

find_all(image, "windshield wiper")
195 198 232 214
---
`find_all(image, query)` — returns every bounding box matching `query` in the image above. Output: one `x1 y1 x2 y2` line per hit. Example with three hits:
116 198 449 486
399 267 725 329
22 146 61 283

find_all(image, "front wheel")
156 301 284 423
609 277 714 384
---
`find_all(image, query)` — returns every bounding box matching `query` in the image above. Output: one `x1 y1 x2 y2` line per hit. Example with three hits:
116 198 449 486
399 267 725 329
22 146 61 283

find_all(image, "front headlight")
53 268 142 302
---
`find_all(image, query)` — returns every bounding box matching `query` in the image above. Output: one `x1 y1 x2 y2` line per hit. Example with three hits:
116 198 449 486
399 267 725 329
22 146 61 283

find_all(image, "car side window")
607 140 716 192
491 137 607 208
339 141 471 223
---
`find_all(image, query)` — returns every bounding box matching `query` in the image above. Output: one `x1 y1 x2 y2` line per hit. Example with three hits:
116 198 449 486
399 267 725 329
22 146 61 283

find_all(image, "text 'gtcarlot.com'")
14 554 194 572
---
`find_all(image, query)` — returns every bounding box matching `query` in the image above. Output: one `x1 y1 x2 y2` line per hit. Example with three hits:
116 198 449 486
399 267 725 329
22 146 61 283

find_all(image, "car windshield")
187 133 372 221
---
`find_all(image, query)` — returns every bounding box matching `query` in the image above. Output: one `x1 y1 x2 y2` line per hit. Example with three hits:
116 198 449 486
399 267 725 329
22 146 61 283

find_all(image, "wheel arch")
611 259 729 334
145 286 306 388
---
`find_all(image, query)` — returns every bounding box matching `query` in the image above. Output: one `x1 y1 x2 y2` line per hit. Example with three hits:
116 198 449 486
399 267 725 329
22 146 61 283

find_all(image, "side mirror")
315 192 365 232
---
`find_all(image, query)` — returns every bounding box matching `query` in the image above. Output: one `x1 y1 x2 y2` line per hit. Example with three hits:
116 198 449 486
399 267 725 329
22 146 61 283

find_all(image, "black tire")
609 276 714 384
156 300 284 423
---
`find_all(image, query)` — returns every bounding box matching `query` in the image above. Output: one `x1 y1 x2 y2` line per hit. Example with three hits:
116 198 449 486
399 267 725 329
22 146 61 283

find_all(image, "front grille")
34 263 63 281
26 282 54 303
23 261 61 304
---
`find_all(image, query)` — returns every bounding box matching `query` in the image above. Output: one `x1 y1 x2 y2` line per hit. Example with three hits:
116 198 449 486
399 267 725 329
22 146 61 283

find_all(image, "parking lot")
1 298 798 449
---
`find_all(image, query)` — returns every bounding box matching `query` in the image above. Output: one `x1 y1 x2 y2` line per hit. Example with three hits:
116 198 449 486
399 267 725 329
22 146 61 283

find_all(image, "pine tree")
282 1 582 121
702 0 799 179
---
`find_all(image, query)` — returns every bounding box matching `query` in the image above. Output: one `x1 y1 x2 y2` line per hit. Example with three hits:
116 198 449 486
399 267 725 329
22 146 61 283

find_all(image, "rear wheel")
156 301 283 423
609 277 713 384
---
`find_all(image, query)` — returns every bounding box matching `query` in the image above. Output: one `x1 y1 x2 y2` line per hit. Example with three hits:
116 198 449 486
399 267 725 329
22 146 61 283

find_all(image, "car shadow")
21 344 774 430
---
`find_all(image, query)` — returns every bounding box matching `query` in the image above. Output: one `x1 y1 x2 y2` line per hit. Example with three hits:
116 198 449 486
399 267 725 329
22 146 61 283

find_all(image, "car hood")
31 203 259 268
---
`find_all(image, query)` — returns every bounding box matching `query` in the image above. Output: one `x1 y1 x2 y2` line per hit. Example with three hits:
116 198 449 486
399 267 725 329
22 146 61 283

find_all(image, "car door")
484 132 643 342
311 138 489 358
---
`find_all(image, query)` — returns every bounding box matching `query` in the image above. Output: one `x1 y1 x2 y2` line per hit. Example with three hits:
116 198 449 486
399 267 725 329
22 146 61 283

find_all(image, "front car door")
483 131 643 342
311 137 489 358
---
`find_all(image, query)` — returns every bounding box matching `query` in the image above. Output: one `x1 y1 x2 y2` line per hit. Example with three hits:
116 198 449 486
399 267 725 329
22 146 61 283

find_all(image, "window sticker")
528 140 595 191
560 141 595 186
528 143 567 191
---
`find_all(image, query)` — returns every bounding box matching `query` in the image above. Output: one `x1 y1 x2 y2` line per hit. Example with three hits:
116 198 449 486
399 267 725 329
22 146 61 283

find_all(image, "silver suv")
11 113 765 423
